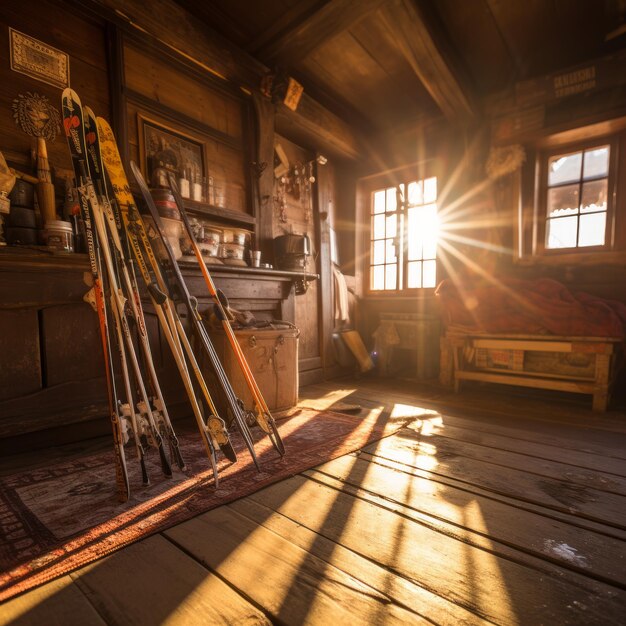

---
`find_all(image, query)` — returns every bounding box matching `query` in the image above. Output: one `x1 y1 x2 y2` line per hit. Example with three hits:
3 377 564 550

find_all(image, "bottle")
192 164 203 202
179 163 190 199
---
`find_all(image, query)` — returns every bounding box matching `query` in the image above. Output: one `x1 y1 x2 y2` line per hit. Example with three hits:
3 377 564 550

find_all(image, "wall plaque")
9 28 69 89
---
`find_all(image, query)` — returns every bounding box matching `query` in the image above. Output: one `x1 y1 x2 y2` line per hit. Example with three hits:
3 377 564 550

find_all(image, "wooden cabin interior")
1 0 625 623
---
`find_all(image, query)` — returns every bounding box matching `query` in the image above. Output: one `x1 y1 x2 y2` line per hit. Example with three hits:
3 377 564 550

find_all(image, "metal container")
44 220 74 252
222 228 247 245
8 206 36 228
220 242 245 260
8 179 35 208
149 188 180 220
273 233 311 270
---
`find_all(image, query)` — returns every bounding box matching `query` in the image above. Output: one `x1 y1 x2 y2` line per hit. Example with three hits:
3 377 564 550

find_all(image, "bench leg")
592 391 609 412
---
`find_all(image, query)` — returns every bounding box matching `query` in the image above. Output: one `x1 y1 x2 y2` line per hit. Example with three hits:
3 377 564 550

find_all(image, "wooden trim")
472 339 574 352
126 89 245 151
455 370 597 394
299 356 323 371
298 366 324 386
315 155 335 374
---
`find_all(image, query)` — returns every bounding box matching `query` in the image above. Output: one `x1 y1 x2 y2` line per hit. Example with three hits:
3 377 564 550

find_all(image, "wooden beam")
255 0 390 65
92 0 362 159
275 91 361 159
380 0 475 121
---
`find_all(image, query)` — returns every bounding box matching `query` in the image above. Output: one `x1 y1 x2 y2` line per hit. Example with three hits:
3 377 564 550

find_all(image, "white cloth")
333 266 350 323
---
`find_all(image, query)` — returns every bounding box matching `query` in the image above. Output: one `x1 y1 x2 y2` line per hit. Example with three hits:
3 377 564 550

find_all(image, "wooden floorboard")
69 535 269 625
0 576 106 626
306 454 626 587
2 378 625 624
361 434 626 528
242 473 625 624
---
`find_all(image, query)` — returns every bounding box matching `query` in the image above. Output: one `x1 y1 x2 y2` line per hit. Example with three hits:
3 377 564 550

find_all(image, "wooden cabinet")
0 251 312 443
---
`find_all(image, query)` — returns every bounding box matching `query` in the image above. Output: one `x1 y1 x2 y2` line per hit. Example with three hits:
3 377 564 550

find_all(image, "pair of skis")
62 89 183 501
97 118 254 484
156 169 284 455
63 88 285 499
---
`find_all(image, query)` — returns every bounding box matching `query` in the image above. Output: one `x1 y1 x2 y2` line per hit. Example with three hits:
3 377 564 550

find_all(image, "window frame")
517 120 626 266
535 136 618 256
365 173 439 295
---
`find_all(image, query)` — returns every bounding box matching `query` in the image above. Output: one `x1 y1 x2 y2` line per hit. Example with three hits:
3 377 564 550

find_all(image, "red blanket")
436 277 626 338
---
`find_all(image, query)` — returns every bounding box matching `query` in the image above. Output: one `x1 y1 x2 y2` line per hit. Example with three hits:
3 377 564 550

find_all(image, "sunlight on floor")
389 403 440 421
216 454 364 614
460 501 519 625
307 388 359 411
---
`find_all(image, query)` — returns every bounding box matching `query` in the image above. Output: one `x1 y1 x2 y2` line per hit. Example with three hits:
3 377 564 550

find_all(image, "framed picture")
138 114 206 200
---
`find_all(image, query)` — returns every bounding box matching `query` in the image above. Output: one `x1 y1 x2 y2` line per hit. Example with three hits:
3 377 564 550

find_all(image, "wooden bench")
441 332 622 411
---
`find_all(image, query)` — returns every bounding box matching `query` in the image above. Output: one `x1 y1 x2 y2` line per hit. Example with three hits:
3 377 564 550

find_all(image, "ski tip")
129 160 145 187
61 86 80 103
96 116 112 133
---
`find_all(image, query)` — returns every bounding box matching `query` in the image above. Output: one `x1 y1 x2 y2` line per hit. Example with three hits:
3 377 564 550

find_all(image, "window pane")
547 184 579 217
385 264 397 290
386 187 397 212
385 238 397 262
580 179 608 213
371 265 385 290
423 236 437 260
386 213 397 237
407 205 438 260
579 212 606 247
548 151 582 186
583 146 609 179
423 260 437 288
372 240 385 264
546 216 578 248
373 190 386 214
422 204 438 257
407 207 423 260
424 177 437 203
408 180 423 205
407 261 422 288
373 214 385 239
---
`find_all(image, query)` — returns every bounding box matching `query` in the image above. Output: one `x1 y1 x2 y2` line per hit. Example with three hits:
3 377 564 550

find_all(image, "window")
369 176 438 291
518 122 626 263
543 144 610 250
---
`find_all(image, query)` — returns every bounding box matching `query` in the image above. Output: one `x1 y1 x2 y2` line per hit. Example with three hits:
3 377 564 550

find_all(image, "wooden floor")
1 378 625 625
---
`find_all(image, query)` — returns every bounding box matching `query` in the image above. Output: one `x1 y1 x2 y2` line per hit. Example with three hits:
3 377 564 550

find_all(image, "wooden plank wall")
0 0 109 178
272 134 322 378
122 38 251 217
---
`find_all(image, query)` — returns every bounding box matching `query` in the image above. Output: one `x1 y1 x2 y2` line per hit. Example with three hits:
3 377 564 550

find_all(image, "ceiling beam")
380 0 476 121
92 0 363 160
255 0 390 66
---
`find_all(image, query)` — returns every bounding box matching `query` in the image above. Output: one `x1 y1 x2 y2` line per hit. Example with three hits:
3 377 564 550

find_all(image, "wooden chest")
207 325 300 414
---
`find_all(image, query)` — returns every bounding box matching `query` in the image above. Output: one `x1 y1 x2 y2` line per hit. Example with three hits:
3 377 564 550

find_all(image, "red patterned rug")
0 406 405 601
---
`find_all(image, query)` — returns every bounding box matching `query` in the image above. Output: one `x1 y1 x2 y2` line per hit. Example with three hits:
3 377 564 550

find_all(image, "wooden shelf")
183 198 256 226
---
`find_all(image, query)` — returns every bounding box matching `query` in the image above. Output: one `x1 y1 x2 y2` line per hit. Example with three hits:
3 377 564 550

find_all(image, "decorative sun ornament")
485 144 526 180
12 92 61 142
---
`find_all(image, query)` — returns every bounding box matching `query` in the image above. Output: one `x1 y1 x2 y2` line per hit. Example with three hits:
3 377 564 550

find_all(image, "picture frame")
137 114 206 200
